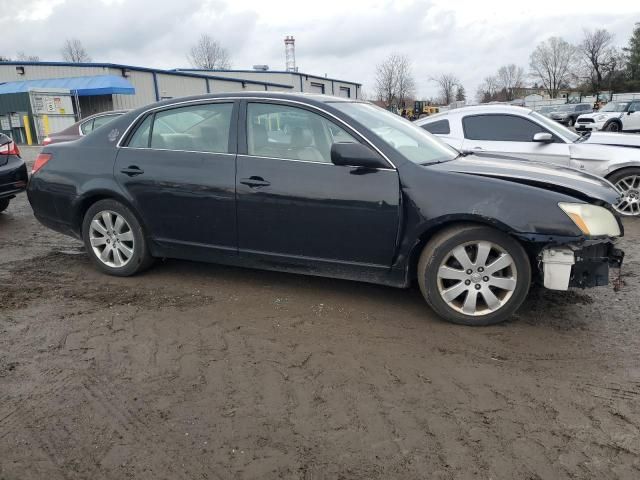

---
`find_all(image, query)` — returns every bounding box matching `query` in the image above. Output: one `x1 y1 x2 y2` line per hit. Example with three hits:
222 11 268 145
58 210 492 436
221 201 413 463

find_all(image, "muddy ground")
1 147 639 480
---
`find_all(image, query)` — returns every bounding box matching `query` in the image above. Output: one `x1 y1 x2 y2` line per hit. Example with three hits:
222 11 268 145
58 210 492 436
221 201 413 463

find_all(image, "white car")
575 100 640 133
415 105 640 216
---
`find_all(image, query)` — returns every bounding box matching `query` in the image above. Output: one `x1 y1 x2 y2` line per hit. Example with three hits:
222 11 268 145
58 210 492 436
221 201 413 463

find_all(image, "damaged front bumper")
540 242 624 290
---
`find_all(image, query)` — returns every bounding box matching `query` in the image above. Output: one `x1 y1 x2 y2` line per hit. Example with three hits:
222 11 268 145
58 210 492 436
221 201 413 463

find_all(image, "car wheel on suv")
0 198 10 213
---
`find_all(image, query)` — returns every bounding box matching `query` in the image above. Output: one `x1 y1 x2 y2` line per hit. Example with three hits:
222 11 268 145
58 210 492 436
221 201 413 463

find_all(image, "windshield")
600 102 629 113
331 102 459 164
529 111 579 142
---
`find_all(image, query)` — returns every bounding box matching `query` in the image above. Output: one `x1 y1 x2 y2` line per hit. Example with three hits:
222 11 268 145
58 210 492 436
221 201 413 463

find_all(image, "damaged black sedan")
27 93 624 325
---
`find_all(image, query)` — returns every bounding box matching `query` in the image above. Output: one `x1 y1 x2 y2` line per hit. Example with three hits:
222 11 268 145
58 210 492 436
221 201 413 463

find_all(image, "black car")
0 133 28 213
27 93 624 326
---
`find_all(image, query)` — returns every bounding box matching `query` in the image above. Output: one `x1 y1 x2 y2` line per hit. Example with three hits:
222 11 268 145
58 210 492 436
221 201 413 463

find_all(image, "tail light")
32 153 52 174
0 141 20 156
43 137 52 146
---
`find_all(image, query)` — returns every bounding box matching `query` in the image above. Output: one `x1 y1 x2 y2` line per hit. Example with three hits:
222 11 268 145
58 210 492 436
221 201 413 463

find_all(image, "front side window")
629 101 640 113
247 102 358 163
463 114 548 142
331 102 458 164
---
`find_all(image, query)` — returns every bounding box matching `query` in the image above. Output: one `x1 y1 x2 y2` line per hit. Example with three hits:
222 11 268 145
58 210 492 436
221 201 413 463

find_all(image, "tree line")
375 23 640 108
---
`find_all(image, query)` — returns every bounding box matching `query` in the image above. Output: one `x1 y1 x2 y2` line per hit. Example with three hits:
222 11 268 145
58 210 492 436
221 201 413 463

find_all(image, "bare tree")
374 53 416 108
17 51 40 62
496 64 525 101
529 37 577 99
61 39 91 63
431 73 459 105
187 34 231 70
580 29 618 91
476 75 499 103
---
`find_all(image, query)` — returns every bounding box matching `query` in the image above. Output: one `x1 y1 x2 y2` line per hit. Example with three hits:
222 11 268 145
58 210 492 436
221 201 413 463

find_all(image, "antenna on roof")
284 36 297 72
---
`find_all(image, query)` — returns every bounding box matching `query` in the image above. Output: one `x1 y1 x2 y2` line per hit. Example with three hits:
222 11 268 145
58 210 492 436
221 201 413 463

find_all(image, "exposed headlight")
559 203 621 237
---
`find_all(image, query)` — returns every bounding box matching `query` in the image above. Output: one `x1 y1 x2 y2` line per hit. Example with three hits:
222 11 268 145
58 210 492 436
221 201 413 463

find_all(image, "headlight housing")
559 203 621 237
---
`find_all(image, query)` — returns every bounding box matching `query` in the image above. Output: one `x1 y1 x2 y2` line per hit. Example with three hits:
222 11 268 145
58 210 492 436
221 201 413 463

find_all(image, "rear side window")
80 119 94 135
128 115 153 148
92 114 118 130
463 114 546 142
126 103 233 153
421 119 450 135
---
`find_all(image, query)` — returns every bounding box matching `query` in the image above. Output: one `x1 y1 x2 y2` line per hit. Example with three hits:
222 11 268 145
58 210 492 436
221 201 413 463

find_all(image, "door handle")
120 165 144 176
240 176 271 188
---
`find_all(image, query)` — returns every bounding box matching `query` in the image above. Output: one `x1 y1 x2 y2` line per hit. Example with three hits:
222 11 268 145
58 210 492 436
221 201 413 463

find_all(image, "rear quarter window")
421 119 450 135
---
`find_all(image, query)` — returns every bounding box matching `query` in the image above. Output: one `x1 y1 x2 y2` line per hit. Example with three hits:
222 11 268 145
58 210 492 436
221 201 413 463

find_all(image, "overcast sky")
5 0 640 99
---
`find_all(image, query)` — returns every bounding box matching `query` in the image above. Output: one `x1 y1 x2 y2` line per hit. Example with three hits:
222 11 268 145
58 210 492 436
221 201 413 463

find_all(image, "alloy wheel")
606 123 620 132
614 175 640 216
436 241 518 316
89 210 135 267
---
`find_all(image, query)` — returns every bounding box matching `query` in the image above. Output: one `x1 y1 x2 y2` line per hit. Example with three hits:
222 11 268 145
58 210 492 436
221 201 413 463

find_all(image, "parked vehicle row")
27 93 624 326
575 100 640 133
0 133 28 213
417 105 640 216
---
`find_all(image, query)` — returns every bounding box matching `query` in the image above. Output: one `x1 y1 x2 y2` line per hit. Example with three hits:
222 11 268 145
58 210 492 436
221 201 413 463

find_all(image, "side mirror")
533 132 553 143
331 142 389 169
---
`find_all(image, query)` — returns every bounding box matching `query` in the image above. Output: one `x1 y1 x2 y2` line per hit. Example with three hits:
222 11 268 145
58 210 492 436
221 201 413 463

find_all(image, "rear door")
114 101 238 257
461 113 571 166
235 100 400 267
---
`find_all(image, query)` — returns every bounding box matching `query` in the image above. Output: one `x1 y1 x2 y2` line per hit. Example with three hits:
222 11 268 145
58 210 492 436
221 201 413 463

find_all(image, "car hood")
431 154 620 205
579 131 640 148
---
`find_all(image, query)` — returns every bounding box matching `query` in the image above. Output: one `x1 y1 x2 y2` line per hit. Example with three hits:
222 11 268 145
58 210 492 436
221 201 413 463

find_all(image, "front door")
461 113 571 166
236 101 400 267
114 101 238 256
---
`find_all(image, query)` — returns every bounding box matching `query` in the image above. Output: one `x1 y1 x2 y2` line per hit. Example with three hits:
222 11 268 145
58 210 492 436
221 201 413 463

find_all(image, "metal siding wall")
156 74 208 99
110 69 156 110
0 64 110 82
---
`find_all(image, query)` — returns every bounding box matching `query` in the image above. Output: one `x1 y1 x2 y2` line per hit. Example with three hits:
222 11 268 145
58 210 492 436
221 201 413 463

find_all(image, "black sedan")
27 93 624 326
0 133 28 213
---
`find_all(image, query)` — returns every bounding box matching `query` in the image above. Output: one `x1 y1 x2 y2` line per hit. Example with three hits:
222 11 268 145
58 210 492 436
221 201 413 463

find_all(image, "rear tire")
81 199 154 276
0 198 9 213
417 225 531 326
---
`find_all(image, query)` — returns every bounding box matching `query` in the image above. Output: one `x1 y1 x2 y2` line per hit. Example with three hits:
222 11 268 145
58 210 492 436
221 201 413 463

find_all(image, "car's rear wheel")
0 198 10 213
609 168 640 216
417 225 531 326
82 199 154 276
605 121 621 132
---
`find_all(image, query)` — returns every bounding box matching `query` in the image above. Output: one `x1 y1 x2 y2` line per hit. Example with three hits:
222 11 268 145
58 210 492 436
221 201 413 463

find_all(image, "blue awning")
0 75 135 96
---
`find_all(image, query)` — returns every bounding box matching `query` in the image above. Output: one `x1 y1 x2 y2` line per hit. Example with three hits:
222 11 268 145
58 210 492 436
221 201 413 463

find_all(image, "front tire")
609 168 640 216
0 198 10 213
605 121 621 132
567 117 575 127
417 225 531 326
82 199 154 276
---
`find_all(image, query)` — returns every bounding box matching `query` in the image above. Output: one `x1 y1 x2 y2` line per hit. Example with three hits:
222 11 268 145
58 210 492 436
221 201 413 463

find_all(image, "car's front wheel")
0 198 10 213
417 225 531 326
605 121 621 132
609 168 640 216
567 117 575 127
82 199 154 276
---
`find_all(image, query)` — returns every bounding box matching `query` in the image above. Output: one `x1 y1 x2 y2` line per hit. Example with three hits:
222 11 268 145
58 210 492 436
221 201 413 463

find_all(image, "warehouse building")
174 69 361 99
0 61 360 143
